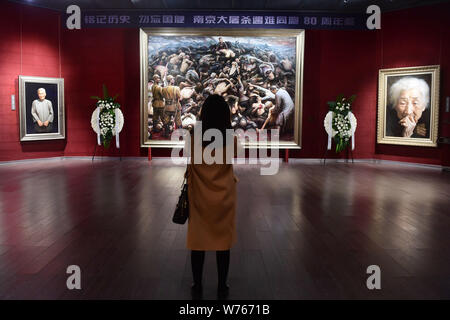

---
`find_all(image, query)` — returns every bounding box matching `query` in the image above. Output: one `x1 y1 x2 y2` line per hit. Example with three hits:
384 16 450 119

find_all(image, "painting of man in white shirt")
31 88 54 133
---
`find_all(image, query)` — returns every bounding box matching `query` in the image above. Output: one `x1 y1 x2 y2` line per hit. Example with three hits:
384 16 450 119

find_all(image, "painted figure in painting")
162 75 182 137
264 85 295 134
151 75 165 124
31 88 54 133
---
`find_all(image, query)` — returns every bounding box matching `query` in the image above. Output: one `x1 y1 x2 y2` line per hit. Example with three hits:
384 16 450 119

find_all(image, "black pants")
191 250 230 286
34 122 53 133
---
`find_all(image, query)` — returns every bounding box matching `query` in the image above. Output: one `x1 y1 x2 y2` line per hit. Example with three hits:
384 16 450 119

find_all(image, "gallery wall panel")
0 1 449 164
0 1 65 161
374 2 450 165
61 28 127 157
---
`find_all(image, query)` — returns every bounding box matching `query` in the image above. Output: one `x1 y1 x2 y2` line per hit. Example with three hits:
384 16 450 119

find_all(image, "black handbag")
172 165 190 224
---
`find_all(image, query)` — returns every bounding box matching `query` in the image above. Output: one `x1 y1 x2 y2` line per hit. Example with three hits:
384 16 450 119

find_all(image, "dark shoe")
191 283 203 300
217 284 229 300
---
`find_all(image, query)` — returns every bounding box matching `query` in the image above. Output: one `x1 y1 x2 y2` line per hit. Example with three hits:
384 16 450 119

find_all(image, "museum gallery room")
0 0 449 301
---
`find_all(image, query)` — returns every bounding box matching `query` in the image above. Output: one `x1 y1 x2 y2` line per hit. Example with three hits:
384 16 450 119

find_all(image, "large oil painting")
140 28 304 148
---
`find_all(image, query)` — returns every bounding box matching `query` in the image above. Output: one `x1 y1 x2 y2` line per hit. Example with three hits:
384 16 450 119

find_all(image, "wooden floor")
0 158 449 300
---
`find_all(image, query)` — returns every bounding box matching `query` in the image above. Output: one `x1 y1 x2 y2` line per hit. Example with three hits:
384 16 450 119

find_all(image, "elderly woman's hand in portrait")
398 114 417 138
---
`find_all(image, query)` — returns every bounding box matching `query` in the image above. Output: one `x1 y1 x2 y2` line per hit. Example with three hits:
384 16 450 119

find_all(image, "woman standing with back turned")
186 94 239 300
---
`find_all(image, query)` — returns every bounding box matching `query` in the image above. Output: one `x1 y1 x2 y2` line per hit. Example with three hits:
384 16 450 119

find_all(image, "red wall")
375 4 450 165
293 28 378 160
62 28 128 157
0 2 66 160
1 1 449 164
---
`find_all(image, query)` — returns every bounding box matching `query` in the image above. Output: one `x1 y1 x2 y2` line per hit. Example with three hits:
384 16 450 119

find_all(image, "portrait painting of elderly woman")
377 65 440 147
19 76 65 141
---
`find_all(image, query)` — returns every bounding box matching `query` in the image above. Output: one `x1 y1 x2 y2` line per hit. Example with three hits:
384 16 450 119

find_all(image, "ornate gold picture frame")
377 65 440 147
140 28 304 149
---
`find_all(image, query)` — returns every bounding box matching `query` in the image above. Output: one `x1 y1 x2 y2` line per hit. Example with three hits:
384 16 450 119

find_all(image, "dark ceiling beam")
7 0 450 12
196 0 203 10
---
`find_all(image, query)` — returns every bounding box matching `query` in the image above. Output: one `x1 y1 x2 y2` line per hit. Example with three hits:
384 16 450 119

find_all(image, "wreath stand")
92 140 122 162
322 142 354 165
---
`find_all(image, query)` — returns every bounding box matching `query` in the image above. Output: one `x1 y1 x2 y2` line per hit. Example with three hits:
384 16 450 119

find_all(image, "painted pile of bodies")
148 38 296 138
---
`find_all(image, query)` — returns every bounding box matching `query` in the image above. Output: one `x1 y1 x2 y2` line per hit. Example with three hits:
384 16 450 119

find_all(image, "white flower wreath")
91 107 124 136
324 95 358 152
90 85 124 148
324 111 357 138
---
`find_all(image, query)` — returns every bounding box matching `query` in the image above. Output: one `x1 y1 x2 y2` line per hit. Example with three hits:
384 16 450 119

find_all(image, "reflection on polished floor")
0 159 449 299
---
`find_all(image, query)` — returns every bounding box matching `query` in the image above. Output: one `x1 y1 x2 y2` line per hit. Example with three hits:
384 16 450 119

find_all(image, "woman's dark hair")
199 94 232 147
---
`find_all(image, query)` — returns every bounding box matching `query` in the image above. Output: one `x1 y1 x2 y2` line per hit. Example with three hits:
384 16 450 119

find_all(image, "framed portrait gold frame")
140 28 305 149
18 75 65 142
377 65 440 147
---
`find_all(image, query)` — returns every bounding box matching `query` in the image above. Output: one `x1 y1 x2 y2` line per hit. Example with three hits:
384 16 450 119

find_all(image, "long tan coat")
186 133 239 251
